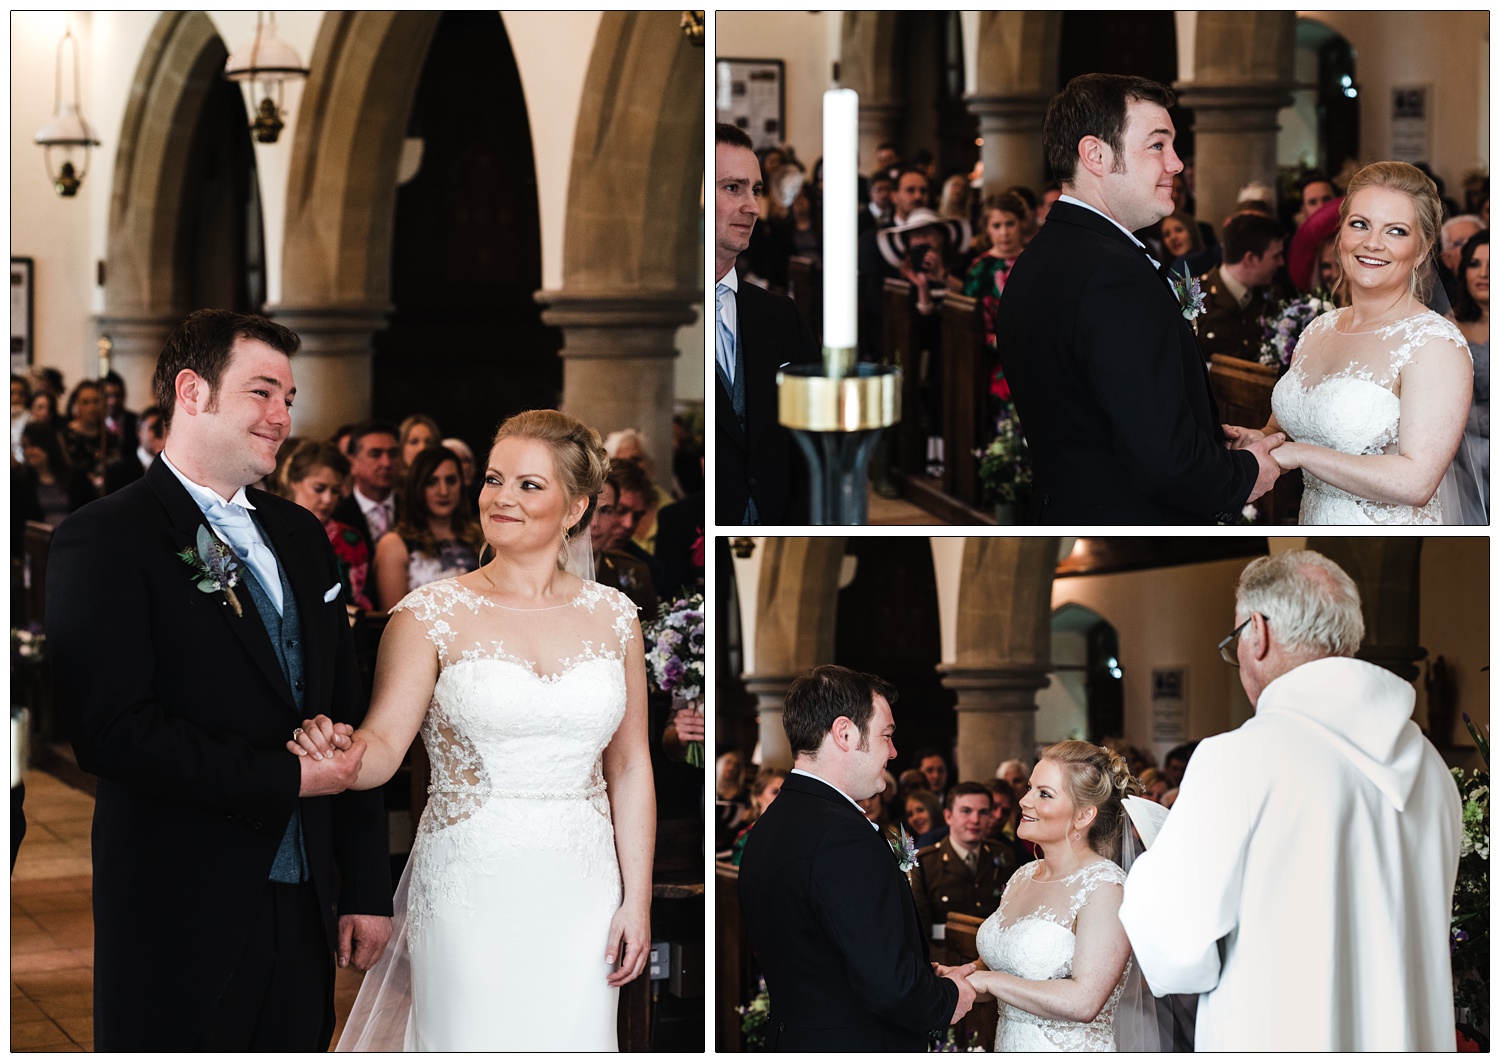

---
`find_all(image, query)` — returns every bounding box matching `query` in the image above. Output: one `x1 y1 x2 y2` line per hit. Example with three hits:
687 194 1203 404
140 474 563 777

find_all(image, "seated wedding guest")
26 389 58 439
714 750 750 852
330 423 356 458
100 370 138 453
861 173 894 234
331 420 400 557
397 413 440 474
909 782 1018 964
1287 198 1343 293
605 457 668 596
1120 551 1459 1050
1033 183 1062 228
283 440 373 611
1439 214 1484 306
59 378 114 494
938 173 973 224
994 758 1028 793
984 779 1018 840
371 444 481 612
11 374 32 464
652 483 704 599
1295 172 1338 229
896 768 928 808
914 747 950 804
1452 229 1489 514
730 769 787 866
103 405 164 494
591 476 658 620
903 788 946 849
605 428 674 508
1161 741 1197 789
1194 213 1288 362
1157 210 1203 265
12 422 93 548
441 436 476 492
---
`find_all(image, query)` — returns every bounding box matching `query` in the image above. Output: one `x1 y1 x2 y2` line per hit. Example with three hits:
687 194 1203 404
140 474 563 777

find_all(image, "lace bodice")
391 577 636 930
1271 307 1471 524
976 859 1129 1051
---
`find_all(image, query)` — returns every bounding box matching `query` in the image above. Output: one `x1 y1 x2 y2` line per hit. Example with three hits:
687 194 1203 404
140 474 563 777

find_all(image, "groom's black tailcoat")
996 200 1258 524
45 458 392 1050
738 771 957 1051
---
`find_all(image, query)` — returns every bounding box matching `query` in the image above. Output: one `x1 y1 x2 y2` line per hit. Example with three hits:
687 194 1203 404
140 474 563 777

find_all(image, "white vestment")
1118 656 1461 1051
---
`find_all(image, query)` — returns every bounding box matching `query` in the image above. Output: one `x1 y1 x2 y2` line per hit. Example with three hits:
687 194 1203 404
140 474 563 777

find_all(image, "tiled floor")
11 771 366 1052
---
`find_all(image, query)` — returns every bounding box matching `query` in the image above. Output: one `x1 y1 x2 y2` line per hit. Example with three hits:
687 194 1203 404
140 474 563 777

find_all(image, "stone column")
939 664 1051 781
536 291 694 484
744 674 800 771
267 305 389 440
857 100 905 175
1174 85 1294 229
965 94 1049 201
93 313 180 405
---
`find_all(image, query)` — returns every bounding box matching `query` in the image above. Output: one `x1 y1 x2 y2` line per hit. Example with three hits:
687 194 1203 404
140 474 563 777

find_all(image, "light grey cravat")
206 500 283 615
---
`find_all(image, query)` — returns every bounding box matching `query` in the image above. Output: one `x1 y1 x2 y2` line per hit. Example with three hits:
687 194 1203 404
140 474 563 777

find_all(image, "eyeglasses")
1218 617 1253 666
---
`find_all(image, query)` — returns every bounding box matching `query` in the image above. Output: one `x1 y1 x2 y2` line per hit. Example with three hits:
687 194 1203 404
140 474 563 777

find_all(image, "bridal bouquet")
977 407 1033 507
1450 714 1489 1028
645 593 706 767
1257 293 1336 369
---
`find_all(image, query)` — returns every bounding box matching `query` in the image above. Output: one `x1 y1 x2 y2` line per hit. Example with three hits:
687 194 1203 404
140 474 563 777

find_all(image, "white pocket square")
323 583 342 603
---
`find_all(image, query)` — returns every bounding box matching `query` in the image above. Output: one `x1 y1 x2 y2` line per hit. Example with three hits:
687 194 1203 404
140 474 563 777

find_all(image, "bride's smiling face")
1338 186 1427 298
478 436 588 557
1017 758 1081 845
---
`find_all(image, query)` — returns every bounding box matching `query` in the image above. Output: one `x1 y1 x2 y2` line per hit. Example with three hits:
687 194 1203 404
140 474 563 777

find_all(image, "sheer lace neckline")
1332 303 1425 336
1031 857 1116 884
453 575 587 612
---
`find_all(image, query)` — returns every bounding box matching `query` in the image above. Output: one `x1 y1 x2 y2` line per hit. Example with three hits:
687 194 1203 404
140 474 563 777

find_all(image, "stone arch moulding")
272 10 441 436
538 11 704 481
97 11 230 404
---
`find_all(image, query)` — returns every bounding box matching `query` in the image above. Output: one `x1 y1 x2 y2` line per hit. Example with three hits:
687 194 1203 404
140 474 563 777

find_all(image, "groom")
996 73 1284 523
738 665 975 1050
46 310 392 1050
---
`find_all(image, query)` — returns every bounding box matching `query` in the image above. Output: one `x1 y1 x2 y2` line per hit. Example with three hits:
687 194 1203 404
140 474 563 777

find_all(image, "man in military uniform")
909 782 1019 965
1194 212 1288 364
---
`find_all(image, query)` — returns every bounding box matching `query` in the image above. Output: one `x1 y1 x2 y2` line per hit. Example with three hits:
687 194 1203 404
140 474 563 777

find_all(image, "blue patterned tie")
715 283 735 388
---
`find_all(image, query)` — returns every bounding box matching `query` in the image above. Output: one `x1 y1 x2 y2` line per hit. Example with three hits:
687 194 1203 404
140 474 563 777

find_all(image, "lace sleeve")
390 578 479 666
1068 860 1127 924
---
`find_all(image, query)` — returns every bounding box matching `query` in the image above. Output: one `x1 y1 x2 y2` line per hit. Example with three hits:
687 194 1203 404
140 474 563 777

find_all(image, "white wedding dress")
1271 307 1473 524
336 577 636 1051
976 859 1129 1052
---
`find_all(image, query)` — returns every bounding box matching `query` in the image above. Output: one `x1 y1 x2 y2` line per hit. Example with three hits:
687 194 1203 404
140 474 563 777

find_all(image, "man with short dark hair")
1194 213 1288 363
592 475 657 620
913 747 949 804
46 309 392 1050
996 73 1284 523
100 370 137 453
908 781 1018 964
739 665 976 1050
1296 174 1338 228
330 420 400 556
714 122 817 525
103 404 164 494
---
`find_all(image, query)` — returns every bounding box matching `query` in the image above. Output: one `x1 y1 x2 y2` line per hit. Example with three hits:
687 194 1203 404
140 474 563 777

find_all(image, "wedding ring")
292 728 304 740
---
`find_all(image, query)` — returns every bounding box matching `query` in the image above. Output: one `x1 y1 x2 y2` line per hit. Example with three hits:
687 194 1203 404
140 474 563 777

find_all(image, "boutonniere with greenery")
891 826 919 873
177 524 243 617
1169 267 1206 321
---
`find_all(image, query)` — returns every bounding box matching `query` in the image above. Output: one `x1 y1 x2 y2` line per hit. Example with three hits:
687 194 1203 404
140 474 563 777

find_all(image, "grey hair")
1235 550 1364 657
1442 214 1485 250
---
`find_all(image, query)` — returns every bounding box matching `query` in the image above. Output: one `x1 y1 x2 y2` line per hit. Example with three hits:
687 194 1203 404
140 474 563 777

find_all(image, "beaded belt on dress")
427 781 607 800
1001 1002 1111 1032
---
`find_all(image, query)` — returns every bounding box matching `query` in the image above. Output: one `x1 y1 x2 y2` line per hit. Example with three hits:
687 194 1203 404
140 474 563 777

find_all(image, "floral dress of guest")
965 254 1019 404
404 535 480 593
326 519 373 610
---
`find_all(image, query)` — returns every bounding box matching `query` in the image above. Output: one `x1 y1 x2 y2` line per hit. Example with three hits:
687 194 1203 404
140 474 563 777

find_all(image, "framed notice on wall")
1151 666 1188 744
1390 85 1430 163
715 58 785 150
11 257 33 373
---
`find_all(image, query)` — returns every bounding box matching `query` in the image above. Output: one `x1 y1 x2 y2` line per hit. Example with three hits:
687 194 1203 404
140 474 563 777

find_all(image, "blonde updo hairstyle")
1336 161 1443 302
1040 740 1143 863
488 410 609 566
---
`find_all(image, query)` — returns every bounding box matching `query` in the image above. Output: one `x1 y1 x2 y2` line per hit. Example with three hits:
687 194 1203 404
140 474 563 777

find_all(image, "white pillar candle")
821 87 859 355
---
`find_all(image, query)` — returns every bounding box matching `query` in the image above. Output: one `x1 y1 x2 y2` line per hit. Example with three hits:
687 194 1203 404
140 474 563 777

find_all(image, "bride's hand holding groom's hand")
932 962 978 1023
1222 423 1289 503
287 713 365 796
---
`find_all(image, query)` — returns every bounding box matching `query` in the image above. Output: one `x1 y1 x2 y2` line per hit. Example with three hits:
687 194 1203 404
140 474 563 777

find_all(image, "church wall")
1416 537 1489 752
1301 10 1488 187
716 12 837 162
1050 556 1254 763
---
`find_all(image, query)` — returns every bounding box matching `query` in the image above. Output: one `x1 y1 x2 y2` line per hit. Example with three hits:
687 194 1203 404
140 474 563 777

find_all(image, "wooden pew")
1207 354 1302 523
939 292 984 507
715 860 753 1051
786 255 822 341
882 278 923 477
944 911 998 1050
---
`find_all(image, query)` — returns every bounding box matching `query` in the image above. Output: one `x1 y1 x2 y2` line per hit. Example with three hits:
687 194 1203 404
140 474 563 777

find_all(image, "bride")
968 742 1140 1051
1226 161 1478 524
289 409 654 1050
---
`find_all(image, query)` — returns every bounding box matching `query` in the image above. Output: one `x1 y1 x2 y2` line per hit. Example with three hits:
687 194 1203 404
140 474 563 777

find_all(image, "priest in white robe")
1118 550 1461 1051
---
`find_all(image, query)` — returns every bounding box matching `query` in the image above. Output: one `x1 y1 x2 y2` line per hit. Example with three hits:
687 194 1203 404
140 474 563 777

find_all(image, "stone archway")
939 536 1059 780
966 12 1061 199
276 11 442 436
96 12 232 402
537 11 703 478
